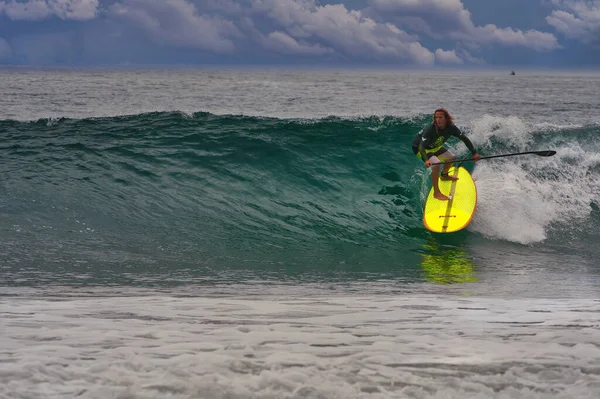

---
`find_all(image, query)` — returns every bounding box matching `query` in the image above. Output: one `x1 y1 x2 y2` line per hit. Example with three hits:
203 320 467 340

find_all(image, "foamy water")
441 115 600 245
0 295 600 398
2 293 600 399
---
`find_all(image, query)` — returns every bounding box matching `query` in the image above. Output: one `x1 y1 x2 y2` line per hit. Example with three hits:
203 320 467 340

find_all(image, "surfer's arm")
418 143 429 162
452 126 477 155
417 125 435 161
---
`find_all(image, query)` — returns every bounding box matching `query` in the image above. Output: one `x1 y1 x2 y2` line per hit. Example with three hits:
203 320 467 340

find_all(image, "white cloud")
0 0 575 65
456 48 485 64
0 0 99 21
0 0 434 64
435 48 462 64
475 25 560 51
0 0 53 20
546 0 600 42
370 0 473 33
248 0 435 64
263 31 333 55
368 0 561 51
108 0 241 53
546 10 588 38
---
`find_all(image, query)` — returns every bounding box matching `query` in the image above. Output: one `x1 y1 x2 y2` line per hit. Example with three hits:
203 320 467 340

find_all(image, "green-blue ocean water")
2 70 600 398
1 111 598 294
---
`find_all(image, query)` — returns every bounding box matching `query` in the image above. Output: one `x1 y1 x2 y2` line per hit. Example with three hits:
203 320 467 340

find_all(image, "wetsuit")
411 123 476 161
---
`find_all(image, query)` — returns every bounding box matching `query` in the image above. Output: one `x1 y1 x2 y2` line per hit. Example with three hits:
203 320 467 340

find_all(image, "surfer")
412 108 481 200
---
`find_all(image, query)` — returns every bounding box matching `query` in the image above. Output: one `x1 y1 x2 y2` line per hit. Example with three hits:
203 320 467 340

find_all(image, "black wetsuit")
411 123 476 161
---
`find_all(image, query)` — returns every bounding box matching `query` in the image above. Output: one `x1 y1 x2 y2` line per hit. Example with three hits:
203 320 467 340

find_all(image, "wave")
0 111 598 270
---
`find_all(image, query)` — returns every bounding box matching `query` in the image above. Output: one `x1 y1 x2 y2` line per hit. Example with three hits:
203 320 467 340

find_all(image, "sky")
0 0 598 68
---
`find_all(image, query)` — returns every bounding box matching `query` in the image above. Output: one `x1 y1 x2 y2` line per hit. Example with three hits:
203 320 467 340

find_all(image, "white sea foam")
470 162 556 244
2 293 600 399
468 115 533 150
454 115 600 244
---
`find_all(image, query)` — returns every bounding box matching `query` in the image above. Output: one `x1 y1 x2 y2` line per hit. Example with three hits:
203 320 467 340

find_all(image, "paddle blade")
536 150 556 156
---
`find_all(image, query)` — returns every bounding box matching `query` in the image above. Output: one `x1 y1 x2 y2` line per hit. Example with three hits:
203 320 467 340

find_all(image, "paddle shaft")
431 150 556 166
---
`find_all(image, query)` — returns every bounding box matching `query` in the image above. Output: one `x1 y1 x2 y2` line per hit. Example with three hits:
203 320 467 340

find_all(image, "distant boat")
510 71 516 75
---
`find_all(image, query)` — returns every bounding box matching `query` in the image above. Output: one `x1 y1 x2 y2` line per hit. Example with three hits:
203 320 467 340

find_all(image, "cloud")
0 0 579 66
247 0 435 64
108 0 241 53
369 0 473 33
475 25 560 51
546 10 589 38
0 0 99 21
262 31 333 55
196 0 246 15
368 0 561 51
435 48 462 64
0 0 438 65
456 48 485 64
546 0 600 43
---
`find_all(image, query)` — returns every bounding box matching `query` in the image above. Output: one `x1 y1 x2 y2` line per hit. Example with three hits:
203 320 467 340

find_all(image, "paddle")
431 150 557 166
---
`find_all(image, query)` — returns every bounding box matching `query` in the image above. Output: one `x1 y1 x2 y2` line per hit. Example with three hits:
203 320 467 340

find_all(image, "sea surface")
1 67 599 398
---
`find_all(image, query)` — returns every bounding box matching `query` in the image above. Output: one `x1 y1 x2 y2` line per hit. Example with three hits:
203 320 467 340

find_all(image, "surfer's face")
434 112 447 129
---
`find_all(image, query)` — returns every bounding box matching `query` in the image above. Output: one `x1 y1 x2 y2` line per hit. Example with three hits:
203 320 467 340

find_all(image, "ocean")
1 67 599 398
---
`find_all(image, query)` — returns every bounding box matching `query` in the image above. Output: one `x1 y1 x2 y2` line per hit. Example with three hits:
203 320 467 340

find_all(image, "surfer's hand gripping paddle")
431 150 556 166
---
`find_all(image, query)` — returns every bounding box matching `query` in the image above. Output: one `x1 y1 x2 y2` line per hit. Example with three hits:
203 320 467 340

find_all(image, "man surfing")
412 108 481 201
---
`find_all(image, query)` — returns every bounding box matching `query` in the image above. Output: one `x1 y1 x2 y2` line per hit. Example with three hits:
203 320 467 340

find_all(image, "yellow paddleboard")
423 166 477 233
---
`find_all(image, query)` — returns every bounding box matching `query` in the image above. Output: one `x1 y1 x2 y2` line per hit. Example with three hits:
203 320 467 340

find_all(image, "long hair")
433 108 454 126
